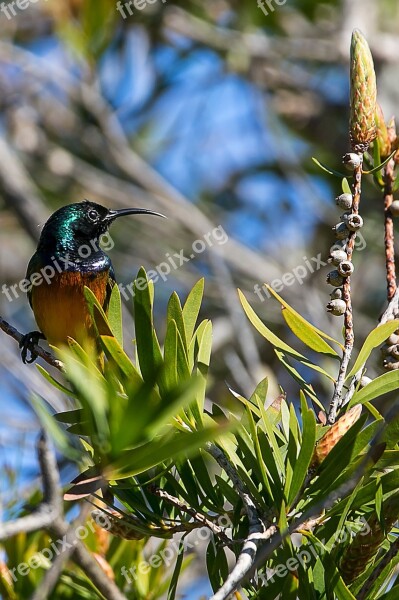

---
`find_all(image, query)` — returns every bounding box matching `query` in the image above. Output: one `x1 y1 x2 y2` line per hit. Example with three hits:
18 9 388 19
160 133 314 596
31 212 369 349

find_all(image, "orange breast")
31 270 110 347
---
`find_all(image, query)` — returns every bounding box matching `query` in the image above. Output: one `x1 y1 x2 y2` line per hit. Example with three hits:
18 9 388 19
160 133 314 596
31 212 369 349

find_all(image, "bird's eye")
87 209 99 222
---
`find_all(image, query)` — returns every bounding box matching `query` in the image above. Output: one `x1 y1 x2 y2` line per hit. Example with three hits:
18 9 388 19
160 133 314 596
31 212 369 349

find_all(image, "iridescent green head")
37 200 165 258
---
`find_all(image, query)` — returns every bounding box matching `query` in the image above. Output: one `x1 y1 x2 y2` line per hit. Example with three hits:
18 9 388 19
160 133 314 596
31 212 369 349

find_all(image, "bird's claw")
19 331 46 364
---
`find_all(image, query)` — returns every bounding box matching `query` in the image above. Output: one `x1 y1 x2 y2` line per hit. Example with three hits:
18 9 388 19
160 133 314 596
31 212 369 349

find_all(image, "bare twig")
150 487 232 545
30 504 91 600
0 315 64 371
0 431 62 540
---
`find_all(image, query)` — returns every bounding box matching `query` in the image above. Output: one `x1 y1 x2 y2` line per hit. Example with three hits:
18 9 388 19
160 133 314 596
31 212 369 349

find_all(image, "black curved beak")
105 208 166 222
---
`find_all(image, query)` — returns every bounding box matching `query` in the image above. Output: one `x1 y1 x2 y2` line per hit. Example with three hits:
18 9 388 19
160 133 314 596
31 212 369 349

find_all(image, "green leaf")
239 290 335 381
342 178 352 194
133 268 164 389
30 394 79 460
167 538 186 600
350 370 399 406
164 320 178 389
107 284 123 346
106 425 227 479
267 285 342 354
347 320 399 379
182 278 204 342
312 157 348 178
287 395 317 506
167 292 188 354
100 335 143 384
36 364 76 397
362 149 397 175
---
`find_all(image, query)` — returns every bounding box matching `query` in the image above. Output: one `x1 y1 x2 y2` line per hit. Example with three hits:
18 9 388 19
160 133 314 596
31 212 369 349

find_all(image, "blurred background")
1 0 399 595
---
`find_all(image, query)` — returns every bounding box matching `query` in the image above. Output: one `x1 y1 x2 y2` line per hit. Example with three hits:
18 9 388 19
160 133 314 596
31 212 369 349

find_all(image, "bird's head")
37 200 165 257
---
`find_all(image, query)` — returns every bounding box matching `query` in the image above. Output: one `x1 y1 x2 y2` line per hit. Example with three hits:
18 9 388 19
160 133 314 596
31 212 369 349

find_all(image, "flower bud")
327 270 345 287
326 299 346 316
312 404 362 466
336 193 353 210
375 103 391 160
337 260 354 277
349 29 377 152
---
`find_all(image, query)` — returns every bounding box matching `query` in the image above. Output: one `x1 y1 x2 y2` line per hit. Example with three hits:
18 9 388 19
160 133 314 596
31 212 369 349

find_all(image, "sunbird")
20 200 164 363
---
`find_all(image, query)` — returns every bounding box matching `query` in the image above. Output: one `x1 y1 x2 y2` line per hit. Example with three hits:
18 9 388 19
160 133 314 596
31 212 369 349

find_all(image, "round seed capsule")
336 194 353 210
390 200 399 217
332 222 350 240
383 356 399 370
343 153 362 168
387 333 399 345
344 213 363 231
326 299 346 316
326 270 345 287
359 376 372 388
328 250 348 266
330 288 343 300
337 260 354 277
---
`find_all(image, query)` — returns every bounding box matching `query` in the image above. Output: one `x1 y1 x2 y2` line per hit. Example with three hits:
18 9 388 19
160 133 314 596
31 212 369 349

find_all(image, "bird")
20 200 164 363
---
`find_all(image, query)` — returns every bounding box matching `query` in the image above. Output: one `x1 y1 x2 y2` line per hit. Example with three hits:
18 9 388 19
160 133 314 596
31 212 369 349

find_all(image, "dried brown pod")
312 404 362 466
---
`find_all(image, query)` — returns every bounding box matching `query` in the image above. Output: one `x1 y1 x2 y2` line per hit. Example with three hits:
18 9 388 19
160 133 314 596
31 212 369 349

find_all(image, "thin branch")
0 431 62 540
150 486 232 545
383 158 397 301
30 505 91 600
0 315 64 371
328 156 363 424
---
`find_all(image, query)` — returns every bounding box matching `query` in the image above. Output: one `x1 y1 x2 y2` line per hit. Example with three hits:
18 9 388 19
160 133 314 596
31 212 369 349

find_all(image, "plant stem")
328 156 363 424
383 158 397 301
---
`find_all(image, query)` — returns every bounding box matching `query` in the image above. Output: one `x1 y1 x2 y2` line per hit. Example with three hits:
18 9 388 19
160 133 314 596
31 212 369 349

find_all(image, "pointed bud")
375 103 391 159
349 30 377 152
312 404 362 466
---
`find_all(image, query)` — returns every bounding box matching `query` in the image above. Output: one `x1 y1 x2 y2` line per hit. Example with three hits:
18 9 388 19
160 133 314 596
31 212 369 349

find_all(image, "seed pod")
328 250 348 265
383 356 399 370
336 193 353 210
330 288 343 300
326 299 346 316
388 344 399 359
340 497 399 584
349 29 377 152
312 404 362 467
343 152 362 169
390 200 399 217
375 103 391 160
388 333 399 345
337 260 354 277
344 213 364 231
333 222 351 240
327 270 345 287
